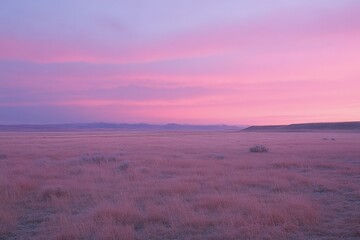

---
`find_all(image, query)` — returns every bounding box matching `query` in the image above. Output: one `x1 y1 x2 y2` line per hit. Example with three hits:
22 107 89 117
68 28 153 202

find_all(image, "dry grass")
0 131 359 239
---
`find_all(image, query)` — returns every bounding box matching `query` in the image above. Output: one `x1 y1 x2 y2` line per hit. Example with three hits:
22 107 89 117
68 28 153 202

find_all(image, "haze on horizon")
0 0 359 125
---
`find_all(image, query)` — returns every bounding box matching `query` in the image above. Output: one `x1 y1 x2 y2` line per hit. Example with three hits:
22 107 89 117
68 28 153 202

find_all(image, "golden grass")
0 131 359 239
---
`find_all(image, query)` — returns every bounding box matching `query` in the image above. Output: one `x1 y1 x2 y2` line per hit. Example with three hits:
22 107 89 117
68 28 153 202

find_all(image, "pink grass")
0 131 359 239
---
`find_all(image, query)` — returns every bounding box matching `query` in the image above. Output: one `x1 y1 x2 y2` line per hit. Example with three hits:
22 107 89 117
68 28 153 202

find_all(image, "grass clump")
81 153 116 164
117 161 129 171
249 145 269 153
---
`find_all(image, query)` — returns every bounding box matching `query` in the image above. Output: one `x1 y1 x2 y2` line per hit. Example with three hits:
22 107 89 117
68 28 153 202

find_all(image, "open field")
0 131 359 240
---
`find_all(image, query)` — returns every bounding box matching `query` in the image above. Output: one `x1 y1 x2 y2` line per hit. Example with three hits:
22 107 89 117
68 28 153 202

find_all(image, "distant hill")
0 123 246 132
243 122 360 132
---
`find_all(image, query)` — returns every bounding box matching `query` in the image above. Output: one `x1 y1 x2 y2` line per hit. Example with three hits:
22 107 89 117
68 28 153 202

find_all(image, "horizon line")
0 120 359 127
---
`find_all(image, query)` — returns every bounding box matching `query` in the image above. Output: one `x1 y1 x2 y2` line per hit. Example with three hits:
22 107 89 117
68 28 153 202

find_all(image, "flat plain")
0 131 359 240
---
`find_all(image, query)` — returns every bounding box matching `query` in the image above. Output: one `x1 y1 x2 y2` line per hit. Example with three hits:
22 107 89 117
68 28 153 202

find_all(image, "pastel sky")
0 0 359 125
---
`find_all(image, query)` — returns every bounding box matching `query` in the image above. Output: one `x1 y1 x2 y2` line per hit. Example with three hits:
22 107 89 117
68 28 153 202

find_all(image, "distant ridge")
0 123 246 132
243 121 360 132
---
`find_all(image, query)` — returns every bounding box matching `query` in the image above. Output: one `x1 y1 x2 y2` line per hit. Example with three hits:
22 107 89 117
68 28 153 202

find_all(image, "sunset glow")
1 0 359 124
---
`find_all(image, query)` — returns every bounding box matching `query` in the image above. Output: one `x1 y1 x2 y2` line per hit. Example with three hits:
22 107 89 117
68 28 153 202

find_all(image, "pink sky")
0 0 359 125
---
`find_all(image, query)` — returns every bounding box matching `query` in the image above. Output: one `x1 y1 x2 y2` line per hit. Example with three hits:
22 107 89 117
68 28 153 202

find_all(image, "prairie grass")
0 131 359 239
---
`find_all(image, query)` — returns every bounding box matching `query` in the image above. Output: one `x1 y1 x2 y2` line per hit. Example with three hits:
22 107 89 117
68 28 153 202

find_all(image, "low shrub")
117 161 129 171
249 145 269 153
41 187 69 201
81 153 116 164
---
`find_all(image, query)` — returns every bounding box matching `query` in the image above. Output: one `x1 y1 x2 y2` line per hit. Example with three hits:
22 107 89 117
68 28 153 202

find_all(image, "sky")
0 0 359 125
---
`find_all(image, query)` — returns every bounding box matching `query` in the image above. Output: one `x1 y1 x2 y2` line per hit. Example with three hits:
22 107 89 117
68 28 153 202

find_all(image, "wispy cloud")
0 1 359 124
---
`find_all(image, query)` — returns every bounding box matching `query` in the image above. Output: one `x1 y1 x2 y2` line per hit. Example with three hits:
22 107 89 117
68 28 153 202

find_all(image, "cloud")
0 1 359 124
0 1 359 64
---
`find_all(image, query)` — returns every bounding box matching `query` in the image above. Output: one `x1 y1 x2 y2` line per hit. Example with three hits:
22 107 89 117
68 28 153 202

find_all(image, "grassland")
0 131 359 239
